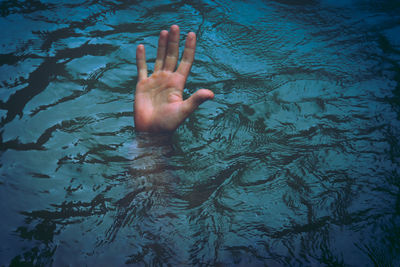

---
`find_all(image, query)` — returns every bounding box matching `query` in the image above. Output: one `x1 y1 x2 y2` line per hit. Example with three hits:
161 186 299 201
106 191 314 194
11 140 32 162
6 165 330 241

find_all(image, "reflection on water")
1 0 400 265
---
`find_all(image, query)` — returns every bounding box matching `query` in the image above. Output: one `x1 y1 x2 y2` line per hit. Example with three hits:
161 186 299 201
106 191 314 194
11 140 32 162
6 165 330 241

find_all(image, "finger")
182 89 214 115
154 30 168 72
164 25 180 71
177 32 196 78
136 44 147 81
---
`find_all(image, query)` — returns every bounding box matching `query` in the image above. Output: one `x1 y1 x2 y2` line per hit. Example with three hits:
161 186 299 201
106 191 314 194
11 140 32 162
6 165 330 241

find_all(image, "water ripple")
0 0 399 266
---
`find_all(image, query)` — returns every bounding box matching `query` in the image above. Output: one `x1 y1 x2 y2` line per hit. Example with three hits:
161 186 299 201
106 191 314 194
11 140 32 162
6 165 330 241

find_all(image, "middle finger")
163 25 180 71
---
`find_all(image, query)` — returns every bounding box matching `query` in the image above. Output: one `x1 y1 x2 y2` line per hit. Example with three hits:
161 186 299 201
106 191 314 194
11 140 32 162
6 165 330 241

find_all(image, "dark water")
1 0 400 266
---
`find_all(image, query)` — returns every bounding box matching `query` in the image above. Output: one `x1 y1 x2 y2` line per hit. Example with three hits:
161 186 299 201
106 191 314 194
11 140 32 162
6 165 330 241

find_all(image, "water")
1 0 400 266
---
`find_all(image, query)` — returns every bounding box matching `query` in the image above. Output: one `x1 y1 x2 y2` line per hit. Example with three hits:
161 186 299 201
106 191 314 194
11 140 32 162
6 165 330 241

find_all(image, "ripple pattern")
0 0 400 266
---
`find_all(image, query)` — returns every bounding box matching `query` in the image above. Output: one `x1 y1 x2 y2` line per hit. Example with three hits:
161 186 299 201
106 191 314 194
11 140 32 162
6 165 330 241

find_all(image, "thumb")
183 89 214 115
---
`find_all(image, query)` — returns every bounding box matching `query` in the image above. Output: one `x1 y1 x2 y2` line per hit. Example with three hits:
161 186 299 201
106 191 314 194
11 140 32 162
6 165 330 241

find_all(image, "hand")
134 25 214 133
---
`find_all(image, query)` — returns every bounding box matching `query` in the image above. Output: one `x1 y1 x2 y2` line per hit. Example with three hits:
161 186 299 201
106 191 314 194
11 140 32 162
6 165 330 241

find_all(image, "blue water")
1 0 400 266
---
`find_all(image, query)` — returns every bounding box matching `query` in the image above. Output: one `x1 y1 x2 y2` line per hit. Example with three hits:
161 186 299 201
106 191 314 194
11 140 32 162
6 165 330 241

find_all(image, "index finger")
177 32 196 78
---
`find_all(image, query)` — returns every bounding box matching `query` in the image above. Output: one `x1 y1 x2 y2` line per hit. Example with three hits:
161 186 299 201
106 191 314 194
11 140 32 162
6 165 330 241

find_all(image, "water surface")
1 0 400 266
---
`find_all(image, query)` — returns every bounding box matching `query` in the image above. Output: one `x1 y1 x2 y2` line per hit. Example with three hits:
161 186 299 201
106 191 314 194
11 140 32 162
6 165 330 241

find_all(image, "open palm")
134 25 214 132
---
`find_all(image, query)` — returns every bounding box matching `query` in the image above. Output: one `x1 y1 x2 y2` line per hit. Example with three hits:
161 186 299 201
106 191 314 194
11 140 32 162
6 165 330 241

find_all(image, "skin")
134 25 214 133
